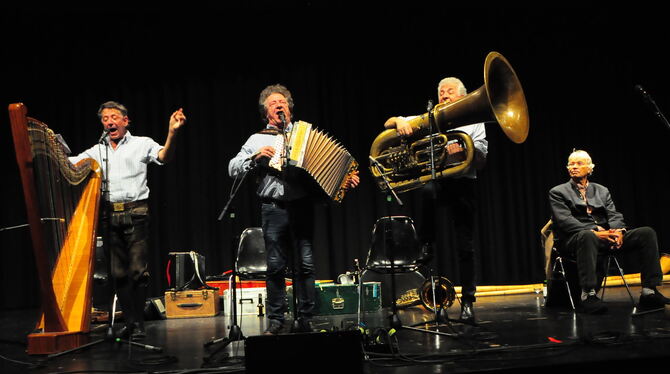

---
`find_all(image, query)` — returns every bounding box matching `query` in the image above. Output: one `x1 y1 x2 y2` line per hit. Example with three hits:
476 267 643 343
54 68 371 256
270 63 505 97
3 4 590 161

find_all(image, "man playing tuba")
384 77 488 325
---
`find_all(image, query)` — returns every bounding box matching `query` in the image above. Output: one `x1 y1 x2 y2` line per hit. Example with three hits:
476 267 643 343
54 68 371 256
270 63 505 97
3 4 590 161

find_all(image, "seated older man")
549 150 668 313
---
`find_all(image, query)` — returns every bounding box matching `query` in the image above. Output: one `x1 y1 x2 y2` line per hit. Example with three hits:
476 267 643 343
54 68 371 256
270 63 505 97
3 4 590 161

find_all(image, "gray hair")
437 77 467 96
568 149 596 174
258 84 294 121
97 101 128 119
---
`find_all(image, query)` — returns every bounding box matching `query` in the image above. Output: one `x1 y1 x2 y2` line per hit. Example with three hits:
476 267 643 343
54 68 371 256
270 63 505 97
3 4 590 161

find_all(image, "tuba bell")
396 276 456 312
369 51 530 193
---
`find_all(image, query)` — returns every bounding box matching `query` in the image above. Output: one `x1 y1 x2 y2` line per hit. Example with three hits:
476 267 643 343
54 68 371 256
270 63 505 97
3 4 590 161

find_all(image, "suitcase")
165 289 220 318
223 287 267 316
288 282 382 315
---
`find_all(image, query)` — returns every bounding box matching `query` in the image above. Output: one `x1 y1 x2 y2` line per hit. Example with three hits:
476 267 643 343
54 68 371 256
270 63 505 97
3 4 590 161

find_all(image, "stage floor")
2 285 670 373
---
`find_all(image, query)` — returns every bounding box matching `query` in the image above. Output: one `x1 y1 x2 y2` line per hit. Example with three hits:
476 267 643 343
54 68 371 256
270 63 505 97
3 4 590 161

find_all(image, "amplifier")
245 330 364 373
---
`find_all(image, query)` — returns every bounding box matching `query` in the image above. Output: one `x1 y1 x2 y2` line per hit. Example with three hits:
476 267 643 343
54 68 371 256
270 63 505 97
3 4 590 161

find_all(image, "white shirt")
69 131 164 203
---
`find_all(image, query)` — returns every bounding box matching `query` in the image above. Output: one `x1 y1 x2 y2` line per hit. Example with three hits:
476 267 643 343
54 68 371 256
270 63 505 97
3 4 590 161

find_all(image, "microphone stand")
277 116 302 333
205 160 257 353
99 131 115 342
637 85 670 131
369 157 403 330
408 101 459 337
427 100 437 181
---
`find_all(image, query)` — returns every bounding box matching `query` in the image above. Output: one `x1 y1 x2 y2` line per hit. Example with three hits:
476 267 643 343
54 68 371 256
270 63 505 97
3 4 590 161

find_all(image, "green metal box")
288 282 382 316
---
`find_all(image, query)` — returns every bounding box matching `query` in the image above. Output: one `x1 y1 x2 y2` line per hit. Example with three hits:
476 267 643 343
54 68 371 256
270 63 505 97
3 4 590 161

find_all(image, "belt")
108 199 148 212
261 198 288 209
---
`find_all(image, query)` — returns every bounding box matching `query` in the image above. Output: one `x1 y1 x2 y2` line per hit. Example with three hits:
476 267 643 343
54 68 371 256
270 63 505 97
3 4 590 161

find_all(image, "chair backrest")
236 227 267 278
365 216 424 272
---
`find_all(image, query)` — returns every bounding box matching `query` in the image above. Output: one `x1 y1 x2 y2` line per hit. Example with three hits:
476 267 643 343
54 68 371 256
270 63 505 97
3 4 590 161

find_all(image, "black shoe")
459 300 476 325
580 295 607 314
263 320 284 336
639 289 670 309
116 324 133 339
117 322 146 340
292 318 313 333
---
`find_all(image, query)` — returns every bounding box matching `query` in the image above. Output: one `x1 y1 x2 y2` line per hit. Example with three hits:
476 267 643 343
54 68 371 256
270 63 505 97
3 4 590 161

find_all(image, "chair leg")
599 255 635 306
228 273 236 326
599 255 612 301
553 256 576 311
611 255 636 305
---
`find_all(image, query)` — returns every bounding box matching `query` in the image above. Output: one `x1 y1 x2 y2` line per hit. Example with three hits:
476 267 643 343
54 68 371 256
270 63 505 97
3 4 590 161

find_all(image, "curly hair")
258 84 294 122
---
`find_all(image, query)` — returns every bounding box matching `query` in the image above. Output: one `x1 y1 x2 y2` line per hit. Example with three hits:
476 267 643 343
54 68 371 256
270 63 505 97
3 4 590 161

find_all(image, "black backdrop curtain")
2 6 669 309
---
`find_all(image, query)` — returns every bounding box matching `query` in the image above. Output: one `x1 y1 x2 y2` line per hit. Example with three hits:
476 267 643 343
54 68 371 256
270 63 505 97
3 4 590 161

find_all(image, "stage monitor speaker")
244 330 364 373
167 251 207 290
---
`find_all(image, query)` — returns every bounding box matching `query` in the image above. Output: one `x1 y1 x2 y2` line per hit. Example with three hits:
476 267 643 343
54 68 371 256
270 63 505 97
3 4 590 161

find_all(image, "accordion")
268 121 358 203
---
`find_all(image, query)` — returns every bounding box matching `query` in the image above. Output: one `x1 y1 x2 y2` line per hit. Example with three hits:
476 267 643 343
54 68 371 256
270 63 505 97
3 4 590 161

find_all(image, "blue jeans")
262 198 315 323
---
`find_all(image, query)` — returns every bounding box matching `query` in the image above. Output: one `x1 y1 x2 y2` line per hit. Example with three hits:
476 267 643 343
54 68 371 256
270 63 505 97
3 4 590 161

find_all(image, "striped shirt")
69 131 164 203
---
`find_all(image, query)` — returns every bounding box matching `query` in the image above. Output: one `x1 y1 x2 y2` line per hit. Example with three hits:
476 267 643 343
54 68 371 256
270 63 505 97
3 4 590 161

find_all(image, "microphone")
635 84 670 131
427 99 434 111
635 84 659 106
635 84 650 99
278 111 286 125
98 128 110 144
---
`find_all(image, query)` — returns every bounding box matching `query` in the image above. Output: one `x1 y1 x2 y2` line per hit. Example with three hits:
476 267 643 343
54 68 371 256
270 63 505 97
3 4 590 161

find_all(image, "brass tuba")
396 276 457 312
369 51 529 193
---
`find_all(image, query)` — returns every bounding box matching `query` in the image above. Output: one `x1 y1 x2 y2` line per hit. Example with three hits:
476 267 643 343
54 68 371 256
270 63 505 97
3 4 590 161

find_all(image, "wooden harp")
8 103 101 354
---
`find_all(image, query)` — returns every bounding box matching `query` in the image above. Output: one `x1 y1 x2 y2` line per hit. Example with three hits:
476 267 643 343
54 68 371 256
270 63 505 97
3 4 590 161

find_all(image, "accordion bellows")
269 121 358 202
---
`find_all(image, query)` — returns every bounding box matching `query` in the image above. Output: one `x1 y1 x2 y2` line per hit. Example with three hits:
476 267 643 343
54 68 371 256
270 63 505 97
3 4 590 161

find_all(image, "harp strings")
27 119 90 305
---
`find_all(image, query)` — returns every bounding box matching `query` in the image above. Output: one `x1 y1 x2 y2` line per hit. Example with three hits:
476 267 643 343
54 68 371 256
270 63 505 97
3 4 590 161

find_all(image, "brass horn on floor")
369 51 530 193
396 276 456 312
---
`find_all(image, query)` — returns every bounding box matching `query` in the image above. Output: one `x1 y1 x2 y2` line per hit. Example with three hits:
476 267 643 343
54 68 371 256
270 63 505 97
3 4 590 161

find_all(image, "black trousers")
100 202 150 327
419 179 478 302
261 198 315 323
562 227 663 291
